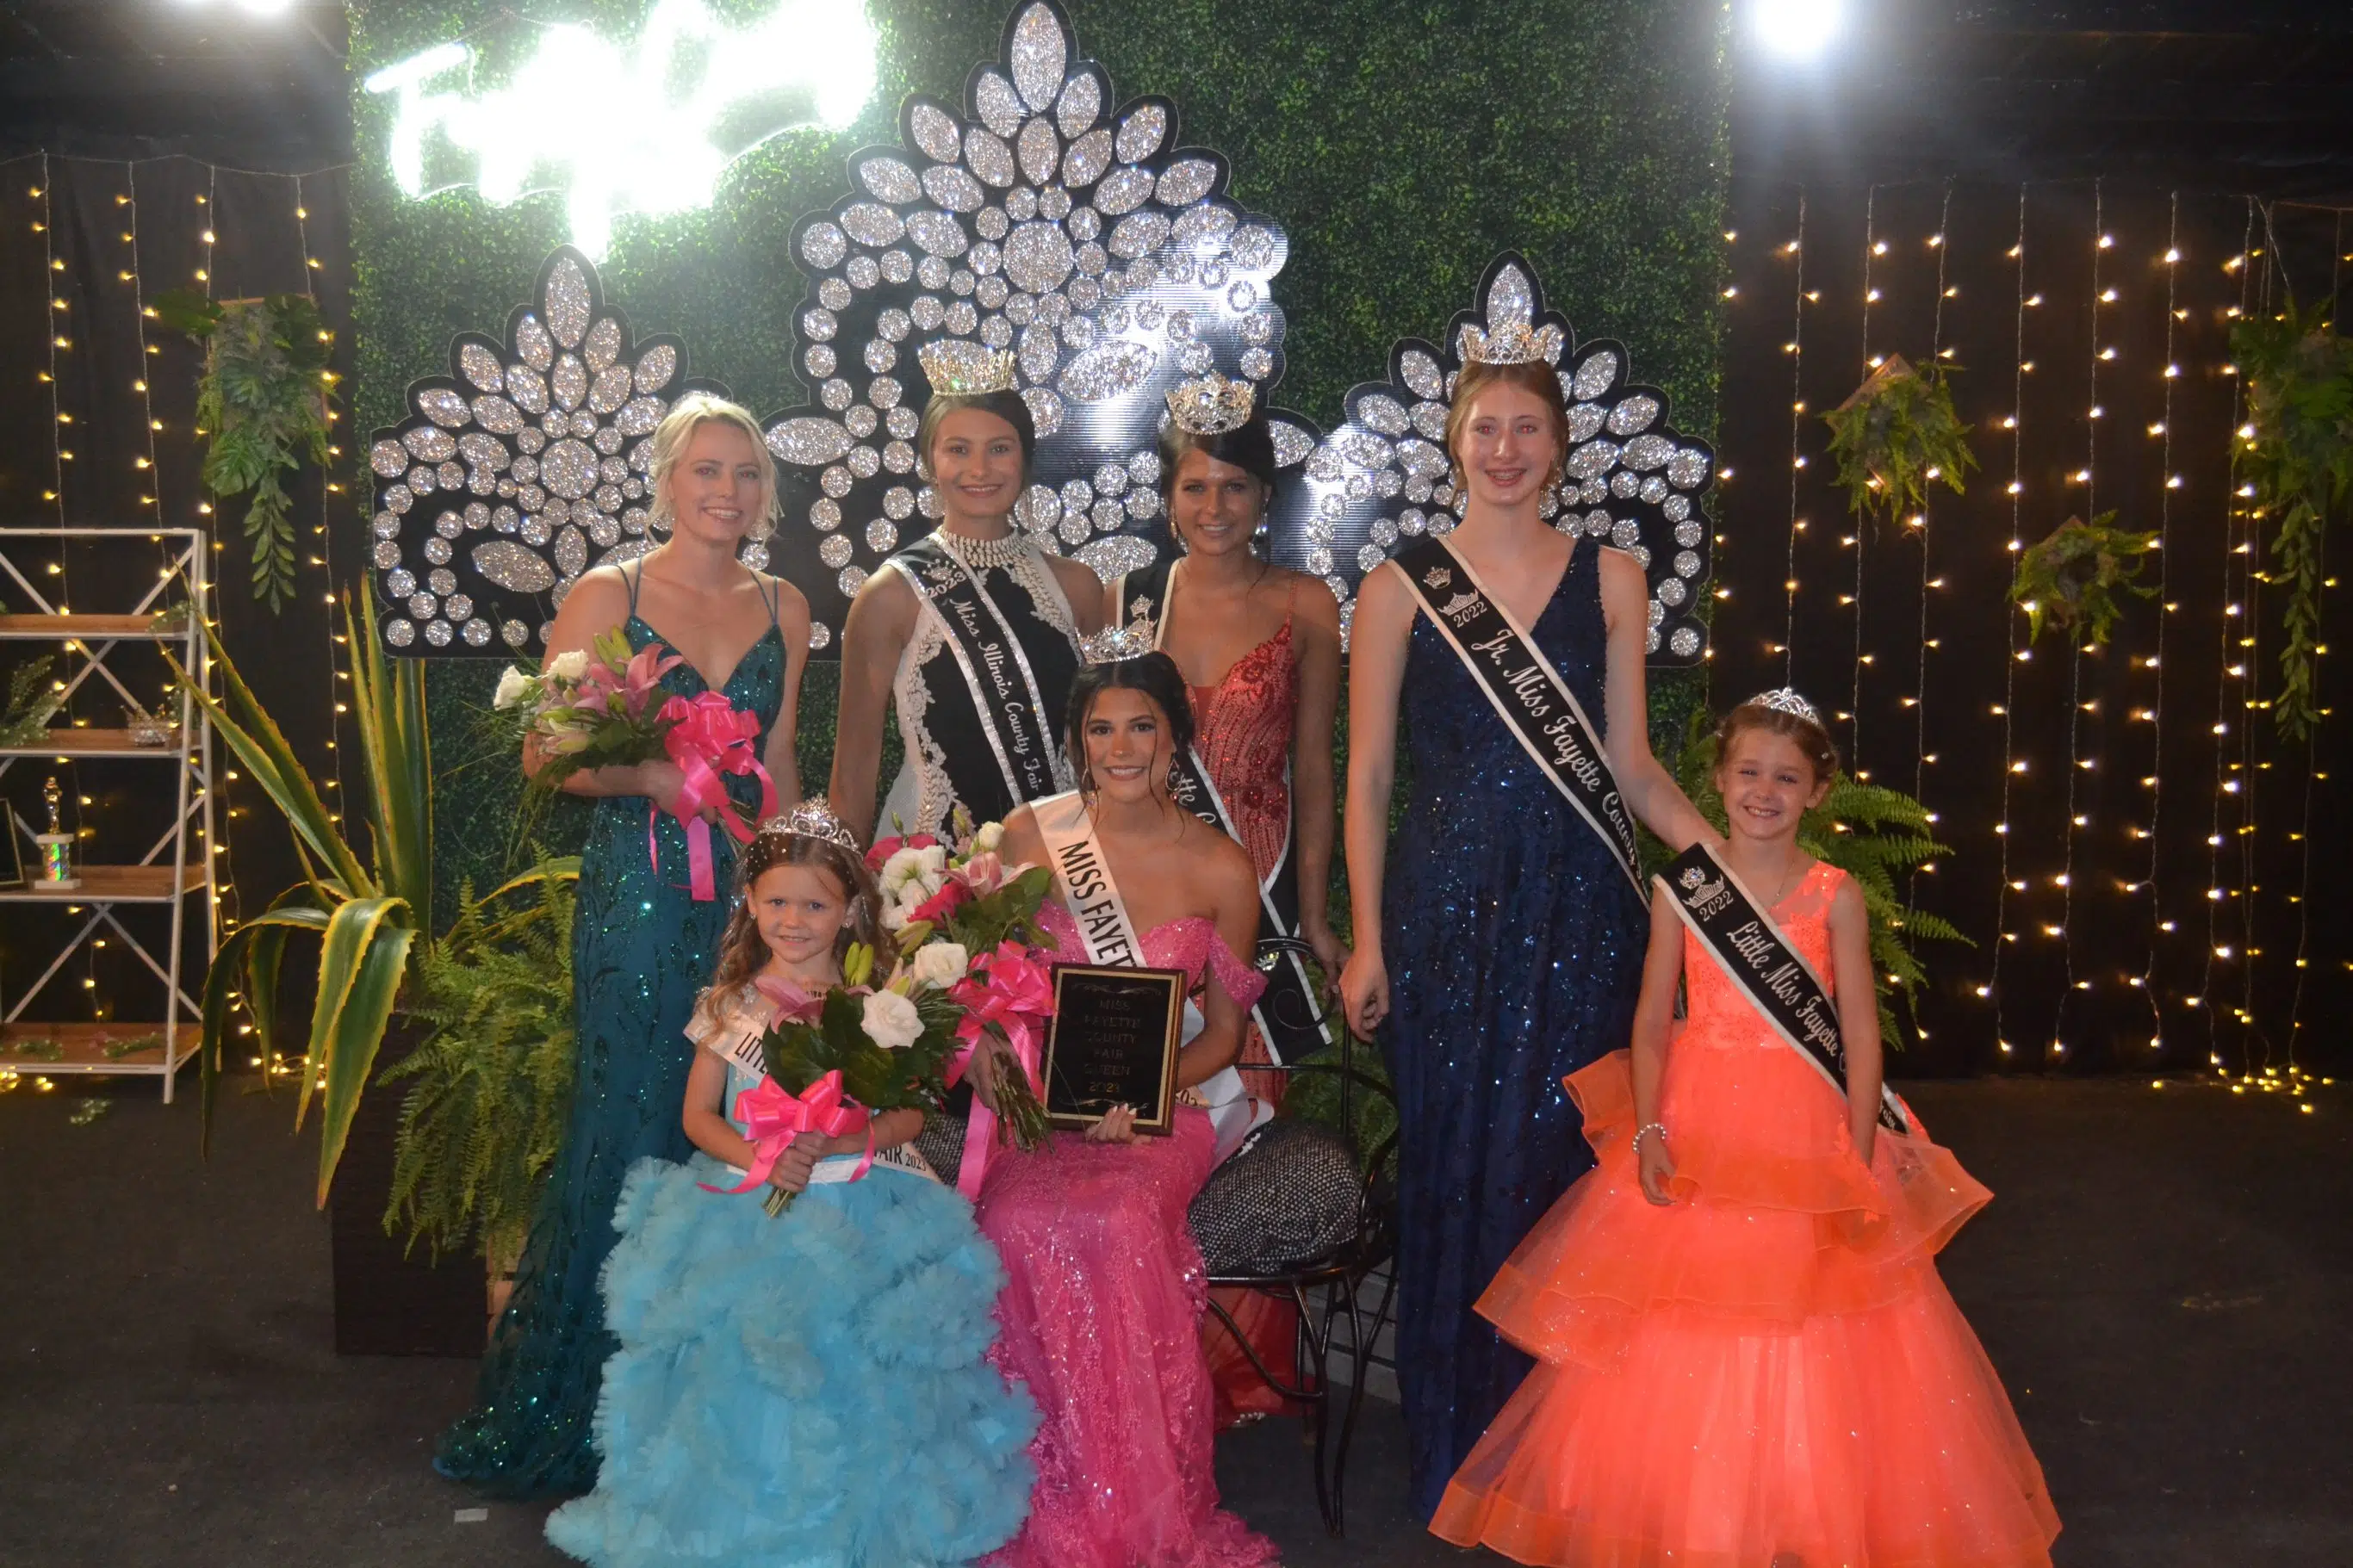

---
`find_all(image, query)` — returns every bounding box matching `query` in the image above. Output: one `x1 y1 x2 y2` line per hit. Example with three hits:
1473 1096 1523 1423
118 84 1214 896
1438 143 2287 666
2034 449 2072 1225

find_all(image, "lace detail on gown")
978 908 1276 1568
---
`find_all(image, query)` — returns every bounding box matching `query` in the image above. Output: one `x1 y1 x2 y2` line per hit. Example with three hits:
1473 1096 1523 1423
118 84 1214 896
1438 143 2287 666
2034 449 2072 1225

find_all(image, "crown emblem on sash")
916 338 1021 395
1679 866 1707 890
1422 567 1452 590
1079 622 1156 665
761 796 861 852
1164 371 1257 435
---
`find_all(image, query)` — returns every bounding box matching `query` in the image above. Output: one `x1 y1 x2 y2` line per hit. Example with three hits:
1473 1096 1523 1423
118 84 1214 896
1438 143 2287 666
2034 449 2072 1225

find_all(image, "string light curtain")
0 153 351 1028
1715 177 2353 1077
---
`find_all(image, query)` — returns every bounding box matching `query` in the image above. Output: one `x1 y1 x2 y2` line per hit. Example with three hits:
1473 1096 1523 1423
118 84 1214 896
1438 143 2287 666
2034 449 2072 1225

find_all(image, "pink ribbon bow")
946 942 1056 1199
649 690 778 901
698 1069 873 1195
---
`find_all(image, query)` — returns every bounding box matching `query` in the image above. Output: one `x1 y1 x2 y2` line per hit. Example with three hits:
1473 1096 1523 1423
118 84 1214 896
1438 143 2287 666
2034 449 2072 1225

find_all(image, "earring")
1080 765 1096 798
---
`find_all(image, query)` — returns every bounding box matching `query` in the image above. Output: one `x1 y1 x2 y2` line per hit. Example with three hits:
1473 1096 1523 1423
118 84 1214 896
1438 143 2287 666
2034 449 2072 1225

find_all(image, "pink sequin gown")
978 903 1280 1568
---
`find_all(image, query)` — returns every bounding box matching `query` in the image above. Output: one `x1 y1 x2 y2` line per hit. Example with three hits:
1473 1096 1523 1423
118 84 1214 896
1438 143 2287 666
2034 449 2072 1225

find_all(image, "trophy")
35 776 77 889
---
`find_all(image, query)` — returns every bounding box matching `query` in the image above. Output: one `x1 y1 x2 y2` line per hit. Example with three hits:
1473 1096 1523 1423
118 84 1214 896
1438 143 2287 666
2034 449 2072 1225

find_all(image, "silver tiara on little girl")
760 796 861 852
1077 623 1156 666
1744 688 1823 725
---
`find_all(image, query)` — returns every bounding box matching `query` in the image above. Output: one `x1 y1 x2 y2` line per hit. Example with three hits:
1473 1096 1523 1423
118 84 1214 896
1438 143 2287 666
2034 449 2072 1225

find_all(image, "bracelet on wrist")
1630 1121 1668 1157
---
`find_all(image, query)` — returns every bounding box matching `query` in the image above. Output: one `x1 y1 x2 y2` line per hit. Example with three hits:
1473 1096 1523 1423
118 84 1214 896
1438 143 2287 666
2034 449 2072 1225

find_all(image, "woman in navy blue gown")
1339 356 1712 1520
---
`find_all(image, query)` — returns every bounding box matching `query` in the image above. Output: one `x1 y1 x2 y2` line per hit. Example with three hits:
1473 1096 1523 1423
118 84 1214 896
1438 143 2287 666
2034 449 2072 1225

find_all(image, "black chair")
1187 935 1399 1537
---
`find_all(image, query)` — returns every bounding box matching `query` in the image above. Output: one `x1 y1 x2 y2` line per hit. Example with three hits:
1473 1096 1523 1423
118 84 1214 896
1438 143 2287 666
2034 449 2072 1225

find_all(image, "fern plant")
1822 355 1977 528
1666 714 1966 1040
2230 297 2353 738
0 655 59 748
2009 511 2160 648
152 288 337 611
377 858 580 1268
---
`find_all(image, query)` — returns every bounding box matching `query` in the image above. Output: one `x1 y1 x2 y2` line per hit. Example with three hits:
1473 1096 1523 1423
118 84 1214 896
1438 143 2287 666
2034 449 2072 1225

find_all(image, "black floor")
2 1073 2347 1566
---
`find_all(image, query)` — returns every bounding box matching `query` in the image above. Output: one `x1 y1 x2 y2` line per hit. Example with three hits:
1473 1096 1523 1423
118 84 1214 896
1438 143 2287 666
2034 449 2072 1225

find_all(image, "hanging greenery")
1822 354 1978 527
2230 298 2353 739
0 655 60 749
152 288 338 613
378 858 579 1269
2009 511 2160 648
1667 714 1966 1042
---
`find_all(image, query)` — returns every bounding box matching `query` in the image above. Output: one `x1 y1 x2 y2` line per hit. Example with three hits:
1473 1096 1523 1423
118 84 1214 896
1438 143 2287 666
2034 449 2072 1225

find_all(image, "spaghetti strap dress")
1381 534 1649 1519
1432 862 2059 1568
435 566 788 1497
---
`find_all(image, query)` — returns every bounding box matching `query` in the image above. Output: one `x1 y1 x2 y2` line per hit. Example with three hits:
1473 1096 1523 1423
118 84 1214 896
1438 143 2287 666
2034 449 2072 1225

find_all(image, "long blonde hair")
648 393 779 539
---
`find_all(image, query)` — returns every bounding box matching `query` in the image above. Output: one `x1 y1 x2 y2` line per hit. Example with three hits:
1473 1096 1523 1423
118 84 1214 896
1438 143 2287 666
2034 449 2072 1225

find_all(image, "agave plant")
1667 714 1966 1040
171 591 437 1204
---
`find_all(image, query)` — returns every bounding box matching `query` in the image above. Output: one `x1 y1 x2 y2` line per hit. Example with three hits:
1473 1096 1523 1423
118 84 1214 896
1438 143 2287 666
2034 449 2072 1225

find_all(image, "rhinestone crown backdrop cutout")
764 0 1312 647
368 246 734 654
1261 251 1716 663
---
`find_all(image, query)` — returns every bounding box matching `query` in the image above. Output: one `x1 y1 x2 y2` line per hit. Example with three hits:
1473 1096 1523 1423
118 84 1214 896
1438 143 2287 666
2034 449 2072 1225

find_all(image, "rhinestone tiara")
1743 687 1823 725
760 796 862 852
1078 622 1156 666
1165 371 1257 436
1456 319 1565 368
916 338 1020 396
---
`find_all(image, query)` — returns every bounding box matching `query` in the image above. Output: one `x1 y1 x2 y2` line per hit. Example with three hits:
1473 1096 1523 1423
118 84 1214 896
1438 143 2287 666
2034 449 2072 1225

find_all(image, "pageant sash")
1389 535 1642 896
1033 789 1264 1162
1658 842 1910 1135
1115 557 1332 1066
892 534 1061 807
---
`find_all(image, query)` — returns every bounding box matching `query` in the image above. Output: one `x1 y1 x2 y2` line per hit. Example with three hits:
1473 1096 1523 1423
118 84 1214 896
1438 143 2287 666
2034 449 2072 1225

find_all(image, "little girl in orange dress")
1431 691 2060 1568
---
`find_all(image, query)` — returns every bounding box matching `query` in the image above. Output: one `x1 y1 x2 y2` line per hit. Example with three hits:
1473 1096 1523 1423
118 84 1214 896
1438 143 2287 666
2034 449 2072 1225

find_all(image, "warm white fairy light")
2135 196 2182 1055
1989 185 2028 1059
1779 194 1809 672
1849 186 1878 759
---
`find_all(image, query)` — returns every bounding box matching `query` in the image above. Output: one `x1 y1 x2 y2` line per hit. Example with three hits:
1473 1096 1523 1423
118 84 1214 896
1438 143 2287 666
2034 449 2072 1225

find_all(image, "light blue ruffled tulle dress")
438 574 785 1497
545 989 1039 1567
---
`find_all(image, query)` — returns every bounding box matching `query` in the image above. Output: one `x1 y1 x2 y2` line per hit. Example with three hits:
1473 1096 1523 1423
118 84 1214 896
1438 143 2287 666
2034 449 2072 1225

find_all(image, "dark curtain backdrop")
0 152 351 1038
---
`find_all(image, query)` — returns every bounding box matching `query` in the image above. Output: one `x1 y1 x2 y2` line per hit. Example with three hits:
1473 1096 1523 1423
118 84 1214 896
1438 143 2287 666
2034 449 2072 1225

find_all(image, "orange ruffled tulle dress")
1431 862 2059 1568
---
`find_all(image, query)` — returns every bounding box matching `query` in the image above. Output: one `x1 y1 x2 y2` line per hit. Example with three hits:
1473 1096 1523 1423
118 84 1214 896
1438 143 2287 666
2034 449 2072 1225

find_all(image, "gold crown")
759 796 862 852
1164 372 1257 436
916 338 1020 395
1078 623 1156 666
1456 319 1564 367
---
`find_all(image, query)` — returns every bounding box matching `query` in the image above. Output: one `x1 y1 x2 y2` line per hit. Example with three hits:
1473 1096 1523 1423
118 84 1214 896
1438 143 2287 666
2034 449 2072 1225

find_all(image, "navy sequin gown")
1381 536 1648 1521
437 576 786 1498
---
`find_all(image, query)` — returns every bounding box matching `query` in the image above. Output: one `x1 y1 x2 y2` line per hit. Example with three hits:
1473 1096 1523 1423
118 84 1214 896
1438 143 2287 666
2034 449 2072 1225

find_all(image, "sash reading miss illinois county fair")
1032 789 1269 1160
1659 842 1910 1135
891 533 1061 806
1113 558 1332 1066
1389 535 1643 896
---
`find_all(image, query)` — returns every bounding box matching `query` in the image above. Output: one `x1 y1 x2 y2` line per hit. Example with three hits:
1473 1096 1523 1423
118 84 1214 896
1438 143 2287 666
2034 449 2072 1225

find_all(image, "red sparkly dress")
1431 863 2060 1567
1183 590 1315 1424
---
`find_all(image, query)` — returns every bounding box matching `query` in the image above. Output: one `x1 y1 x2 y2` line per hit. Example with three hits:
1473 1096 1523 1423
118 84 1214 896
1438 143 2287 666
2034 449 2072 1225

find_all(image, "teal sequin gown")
436 593 785 1498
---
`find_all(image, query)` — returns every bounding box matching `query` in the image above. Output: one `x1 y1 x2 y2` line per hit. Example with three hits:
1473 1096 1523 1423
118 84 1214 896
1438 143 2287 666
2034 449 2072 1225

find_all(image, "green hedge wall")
347 0 1730 920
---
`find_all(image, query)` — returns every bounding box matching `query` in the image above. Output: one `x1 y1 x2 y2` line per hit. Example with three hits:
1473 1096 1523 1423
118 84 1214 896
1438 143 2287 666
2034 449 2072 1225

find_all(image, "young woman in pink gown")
973 648 1281 1568
1111 394 1347 1423
1432 694 2059 1568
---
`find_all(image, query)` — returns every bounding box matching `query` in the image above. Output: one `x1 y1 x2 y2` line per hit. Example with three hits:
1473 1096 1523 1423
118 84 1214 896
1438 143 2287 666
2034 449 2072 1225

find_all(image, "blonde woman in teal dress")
438 394 810 1497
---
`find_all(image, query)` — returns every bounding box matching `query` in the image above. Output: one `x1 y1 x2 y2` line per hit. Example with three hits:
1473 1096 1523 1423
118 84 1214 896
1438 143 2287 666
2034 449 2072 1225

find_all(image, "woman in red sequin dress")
1112 392 1345 1423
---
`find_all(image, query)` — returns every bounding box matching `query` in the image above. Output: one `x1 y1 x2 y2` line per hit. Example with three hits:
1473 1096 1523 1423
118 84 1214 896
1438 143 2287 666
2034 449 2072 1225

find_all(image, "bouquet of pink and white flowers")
494 628 775 899
866 812 1059 1190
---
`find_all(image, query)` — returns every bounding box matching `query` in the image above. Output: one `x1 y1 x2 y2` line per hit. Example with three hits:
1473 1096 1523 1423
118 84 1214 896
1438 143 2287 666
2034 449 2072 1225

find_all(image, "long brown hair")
702 826 887 1007
1443 358 1569 493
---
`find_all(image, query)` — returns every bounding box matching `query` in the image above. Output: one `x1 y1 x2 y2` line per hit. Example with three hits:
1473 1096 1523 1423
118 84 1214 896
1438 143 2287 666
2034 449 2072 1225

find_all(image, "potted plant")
2009 512 2159 648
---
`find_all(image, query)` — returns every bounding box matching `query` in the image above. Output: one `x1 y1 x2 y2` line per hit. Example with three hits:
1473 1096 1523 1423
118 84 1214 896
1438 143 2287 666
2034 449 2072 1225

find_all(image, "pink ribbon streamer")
647 690 779 901
698 1069 873 1195
946 943 1055 1199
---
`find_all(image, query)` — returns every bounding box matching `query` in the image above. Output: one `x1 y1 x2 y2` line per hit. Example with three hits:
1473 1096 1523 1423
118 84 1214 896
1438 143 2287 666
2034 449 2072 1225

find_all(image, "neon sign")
365 0 879 258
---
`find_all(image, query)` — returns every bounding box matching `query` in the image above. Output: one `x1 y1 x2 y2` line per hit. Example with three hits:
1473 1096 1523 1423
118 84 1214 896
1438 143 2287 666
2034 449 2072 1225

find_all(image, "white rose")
972 821 1004 853
915 844 948 881
492 666 533 710
546 649 589 683
879 846 925 890
908 941 969 989
861 989 923 1050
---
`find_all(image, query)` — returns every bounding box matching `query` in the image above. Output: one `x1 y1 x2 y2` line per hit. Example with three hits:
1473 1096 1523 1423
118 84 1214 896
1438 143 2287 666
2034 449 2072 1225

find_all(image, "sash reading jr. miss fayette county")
1389 535 1642 896
891 533 1061 806
1659 841 1910 1135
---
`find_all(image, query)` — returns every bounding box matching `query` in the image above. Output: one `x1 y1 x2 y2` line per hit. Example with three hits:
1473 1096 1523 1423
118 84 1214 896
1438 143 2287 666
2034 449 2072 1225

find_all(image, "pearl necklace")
934 527 1029 572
